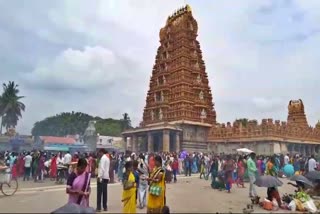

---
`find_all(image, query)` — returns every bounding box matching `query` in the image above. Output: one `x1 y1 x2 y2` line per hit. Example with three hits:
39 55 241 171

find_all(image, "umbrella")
51 203 95 213
305 171 320 181
254 175 283 187
236 148 254 154
283 164 294 177
180 151 187 159
290 175 314 187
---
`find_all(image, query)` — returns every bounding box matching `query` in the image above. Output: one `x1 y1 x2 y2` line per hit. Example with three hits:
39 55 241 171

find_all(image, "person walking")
23 152 32 181
247 153 258 198
96 149 110 212
308 155 317 172
171 156 179 183
147 155 166 213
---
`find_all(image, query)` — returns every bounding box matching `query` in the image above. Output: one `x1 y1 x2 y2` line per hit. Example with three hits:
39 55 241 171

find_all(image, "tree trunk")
0 116 2 135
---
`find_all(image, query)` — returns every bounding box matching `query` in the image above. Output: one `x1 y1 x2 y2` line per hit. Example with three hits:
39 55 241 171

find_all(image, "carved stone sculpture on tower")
199 91 204 100
197 74 201 83
159 108 163 120
200 109 207 119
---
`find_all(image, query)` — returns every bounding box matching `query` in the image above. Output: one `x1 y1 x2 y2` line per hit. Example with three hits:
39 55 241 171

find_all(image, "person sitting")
267 187 282 208
306 182 320 196
211 174 225 190
287 181 305 192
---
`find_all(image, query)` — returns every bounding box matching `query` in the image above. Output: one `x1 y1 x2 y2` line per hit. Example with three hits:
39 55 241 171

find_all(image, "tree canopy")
31 111 132 137
0 81 25 132
235 118 249 127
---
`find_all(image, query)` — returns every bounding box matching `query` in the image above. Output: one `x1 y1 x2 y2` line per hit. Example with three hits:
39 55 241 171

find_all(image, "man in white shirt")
308 155 317 172
284 154 290 165
23 152 32 181
97 149 110 212
63 152 72 165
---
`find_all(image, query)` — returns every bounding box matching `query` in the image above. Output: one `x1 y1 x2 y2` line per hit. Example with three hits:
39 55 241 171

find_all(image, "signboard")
97 136 123 149
44 145 69 152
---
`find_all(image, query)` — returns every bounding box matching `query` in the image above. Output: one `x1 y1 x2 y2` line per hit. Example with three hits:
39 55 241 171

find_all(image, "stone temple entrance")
152 133 163 152
122 125 182 153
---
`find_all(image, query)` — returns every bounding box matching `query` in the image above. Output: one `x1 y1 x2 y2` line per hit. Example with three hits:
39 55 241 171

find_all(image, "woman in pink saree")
66 158 91 207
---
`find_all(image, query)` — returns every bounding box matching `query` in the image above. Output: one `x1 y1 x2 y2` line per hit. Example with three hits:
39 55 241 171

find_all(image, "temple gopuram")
122 5 320 155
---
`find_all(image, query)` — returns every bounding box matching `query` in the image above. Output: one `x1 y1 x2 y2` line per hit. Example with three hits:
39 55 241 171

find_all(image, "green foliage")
0 81 25 129
235 118 249 127
31 111 132 137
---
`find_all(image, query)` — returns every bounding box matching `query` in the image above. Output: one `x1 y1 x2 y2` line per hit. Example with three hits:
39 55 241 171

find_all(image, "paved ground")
0 175 302 213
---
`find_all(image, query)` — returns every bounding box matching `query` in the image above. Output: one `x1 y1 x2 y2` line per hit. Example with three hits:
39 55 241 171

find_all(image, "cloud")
0 0 319 134
252 97 285 111
23 46 132 90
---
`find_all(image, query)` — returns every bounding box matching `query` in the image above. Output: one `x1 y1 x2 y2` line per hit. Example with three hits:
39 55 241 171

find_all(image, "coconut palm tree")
0 81 25 133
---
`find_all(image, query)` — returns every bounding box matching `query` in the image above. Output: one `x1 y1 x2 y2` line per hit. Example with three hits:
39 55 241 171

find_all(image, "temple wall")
180 124 209 152
209 141 289 155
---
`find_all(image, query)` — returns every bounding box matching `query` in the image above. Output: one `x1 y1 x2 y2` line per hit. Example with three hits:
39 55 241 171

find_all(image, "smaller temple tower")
287 99 308 128
83 120 98 152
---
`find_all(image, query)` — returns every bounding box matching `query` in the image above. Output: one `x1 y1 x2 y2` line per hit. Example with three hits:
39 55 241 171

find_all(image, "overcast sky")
1 0 319 135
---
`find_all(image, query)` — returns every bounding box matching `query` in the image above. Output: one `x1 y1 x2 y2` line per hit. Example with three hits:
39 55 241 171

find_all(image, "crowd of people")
1 149 320 213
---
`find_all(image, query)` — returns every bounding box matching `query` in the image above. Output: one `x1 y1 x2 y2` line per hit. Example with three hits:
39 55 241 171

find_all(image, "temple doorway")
139 136 147 152
153 133 163 152
170 132 176 152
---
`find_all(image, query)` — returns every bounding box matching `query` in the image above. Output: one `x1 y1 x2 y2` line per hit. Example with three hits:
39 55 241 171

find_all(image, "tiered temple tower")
123 5 216 152
142 5 216 126
287 99 308 128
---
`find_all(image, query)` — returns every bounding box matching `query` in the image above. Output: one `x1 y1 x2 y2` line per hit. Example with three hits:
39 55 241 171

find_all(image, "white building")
96 135 124 151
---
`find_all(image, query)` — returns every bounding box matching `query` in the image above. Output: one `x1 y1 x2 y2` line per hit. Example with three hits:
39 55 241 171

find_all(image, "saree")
50 157 57 178
138 161 149 208
122 172 136 213
147 167 165 214
68 172 91 207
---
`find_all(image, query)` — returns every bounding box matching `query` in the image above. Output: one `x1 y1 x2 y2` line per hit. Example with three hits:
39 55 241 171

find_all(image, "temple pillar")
163 130 170 152
132 135 138 153
147 132 154 152
315 145 319 154
175 132 180 153
311 145 316 155
307 145 311 156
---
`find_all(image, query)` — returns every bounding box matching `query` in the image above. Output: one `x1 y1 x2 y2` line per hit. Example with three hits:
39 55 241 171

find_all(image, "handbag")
149 168 163 197
149 184 162 196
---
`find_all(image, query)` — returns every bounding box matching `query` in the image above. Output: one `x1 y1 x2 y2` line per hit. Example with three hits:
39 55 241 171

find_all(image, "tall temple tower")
287 99 308 128
142 5 216 126
123 5 216 152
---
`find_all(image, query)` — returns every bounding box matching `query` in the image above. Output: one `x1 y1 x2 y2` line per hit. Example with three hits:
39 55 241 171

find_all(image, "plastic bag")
294 199 305 211
0 170 11 184
288 200 296 211
272 199 279 211
303 199 317 213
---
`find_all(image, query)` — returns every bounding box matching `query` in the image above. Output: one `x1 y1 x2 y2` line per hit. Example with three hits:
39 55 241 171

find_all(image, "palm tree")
0 81 25 134
121 113 132 130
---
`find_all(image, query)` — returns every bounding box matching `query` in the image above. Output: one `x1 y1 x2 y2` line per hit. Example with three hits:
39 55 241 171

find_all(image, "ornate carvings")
208 100 320 142
142 5 216 125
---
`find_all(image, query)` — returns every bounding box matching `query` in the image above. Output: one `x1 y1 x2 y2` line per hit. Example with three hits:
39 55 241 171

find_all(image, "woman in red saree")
12 159 18 179
236 156 245 188
50 154 57 179
17 154 25 177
